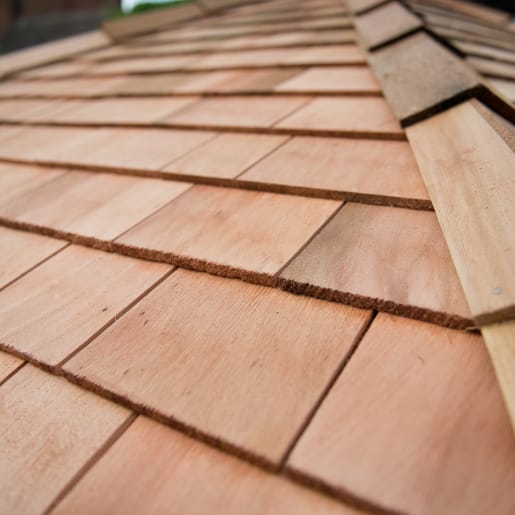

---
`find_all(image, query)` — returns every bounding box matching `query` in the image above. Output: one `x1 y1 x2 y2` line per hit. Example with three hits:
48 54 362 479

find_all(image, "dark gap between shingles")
0 242 71 293
0 157 432 210
57 266 177 368
278 310 377 470
0 217 473 330
0 361 27 387
0 119 407 141
42 412 139 515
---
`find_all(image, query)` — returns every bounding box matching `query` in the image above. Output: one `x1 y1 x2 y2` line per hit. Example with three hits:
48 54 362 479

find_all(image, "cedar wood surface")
0 0 514 514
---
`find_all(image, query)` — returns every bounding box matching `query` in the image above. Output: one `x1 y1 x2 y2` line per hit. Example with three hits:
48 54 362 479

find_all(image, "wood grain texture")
346 0 388 14
0 99 73 123
0 245 170 367
164 132 288 178
453 40 515 66
88 55 198 75
17 60 89 79
0 125 214 170
369 31 481 125
117 185 339 277
0 30 109 78
64 269 370 463
187 46 365 70
211 68 304 93
0 364 130 515
0 126 111 163
0 350 23 383
52 128 215 171
412 0 511 25
488 78 515 102
355 1 423 50
406 101 515 324
241 136 429 204
482 320 515 431
280 203 471 327
0 227 66 290
276 97 403 137
275 66 380 93
49 97 199 125
471 99 515 151
53 416 360 515
469 56 515 80
0 161 64 205
101 73 192 95
165 96 310 128
288 314 515 515
0 171 191 240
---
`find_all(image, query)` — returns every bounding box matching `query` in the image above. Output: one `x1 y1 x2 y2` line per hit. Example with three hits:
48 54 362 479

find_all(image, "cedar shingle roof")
0 1 514 514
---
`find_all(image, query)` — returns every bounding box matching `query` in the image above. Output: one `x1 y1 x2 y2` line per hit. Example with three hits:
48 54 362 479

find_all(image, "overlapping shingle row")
0 0 514 514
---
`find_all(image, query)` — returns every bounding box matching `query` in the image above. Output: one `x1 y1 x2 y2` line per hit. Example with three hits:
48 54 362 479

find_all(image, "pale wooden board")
121 19 352 45
355 1 423 50
0 125 213 168
0 99 73 123
0 30 109 78
482 320 515 431
288 313 515 515
0 171 191 240
52 417 359 515
406 101 515 324
369 31 481 125
274 66 381 93
166 96 310 128
0 126 113 162
0 364 130 515
421 11 515 45
167 70 245 93
164 132 288 178
0 350 23 383
187 46 365 70
117 185 339 276
430 25 515 53
102 3 203 40
471 99 515 150
0 227 66 290
195 68 304 93
101 74 192 95
18 60 90 79
276 97 403 138
64 269 370 463
48 97 199 125
488 77 515 102
0 77 120 98
453 40 515 65
241 136 429 204
0 161 65 205
280 203 472 328
0 245 170 366
469 56 515 80
346 0 388 14
87 55 199 75
48 128 215 171
216 29 356 50
411 0 511 25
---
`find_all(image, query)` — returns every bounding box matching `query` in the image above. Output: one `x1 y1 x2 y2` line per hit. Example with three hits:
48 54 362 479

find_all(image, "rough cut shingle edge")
347 0 515 433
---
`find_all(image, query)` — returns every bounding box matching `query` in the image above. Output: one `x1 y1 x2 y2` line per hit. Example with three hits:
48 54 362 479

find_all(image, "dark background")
0 1 514 54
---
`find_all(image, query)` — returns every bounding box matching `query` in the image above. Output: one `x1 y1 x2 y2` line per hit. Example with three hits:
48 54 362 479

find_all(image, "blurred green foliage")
107 0 192 19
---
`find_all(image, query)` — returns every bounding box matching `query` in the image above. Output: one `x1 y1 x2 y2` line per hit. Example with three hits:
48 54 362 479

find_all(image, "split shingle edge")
347 0 515 432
